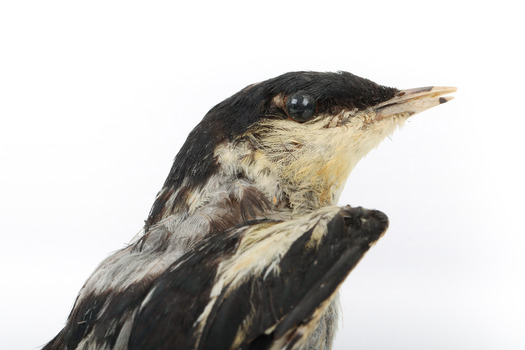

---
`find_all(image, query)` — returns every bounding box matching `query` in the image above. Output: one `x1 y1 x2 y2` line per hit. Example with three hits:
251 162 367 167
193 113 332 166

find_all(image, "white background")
1 1 523 349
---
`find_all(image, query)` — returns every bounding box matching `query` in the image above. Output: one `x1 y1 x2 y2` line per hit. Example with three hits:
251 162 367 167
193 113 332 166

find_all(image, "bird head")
147 71 455 227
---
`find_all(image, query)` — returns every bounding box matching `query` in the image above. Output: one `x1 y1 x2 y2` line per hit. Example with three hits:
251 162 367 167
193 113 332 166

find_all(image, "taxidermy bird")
44 71 455 350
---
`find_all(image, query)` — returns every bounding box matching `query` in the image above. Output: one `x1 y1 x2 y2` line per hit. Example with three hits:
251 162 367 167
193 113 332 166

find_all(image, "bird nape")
44 71 455 350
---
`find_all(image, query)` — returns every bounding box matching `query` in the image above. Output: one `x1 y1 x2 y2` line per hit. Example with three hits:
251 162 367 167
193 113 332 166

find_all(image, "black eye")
286 93 316 122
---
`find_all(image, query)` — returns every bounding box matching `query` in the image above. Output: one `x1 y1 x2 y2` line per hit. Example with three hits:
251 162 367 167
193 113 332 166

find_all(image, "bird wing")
128 205 388 350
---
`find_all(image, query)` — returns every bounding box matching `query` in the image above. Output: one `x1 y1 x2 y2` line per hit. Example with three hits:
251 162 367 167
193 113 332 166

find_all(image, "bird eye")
286 93 316 122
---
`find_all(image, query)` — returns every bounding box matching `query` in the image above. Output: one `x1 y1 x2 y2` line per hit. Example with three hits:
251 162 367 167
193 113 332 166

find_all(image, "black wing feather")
130 206 388 350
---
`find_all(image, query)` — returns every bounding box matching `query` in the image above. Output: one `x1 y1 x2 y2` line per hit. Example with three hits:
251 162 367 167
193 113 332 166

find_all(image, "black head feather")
146 71 397 228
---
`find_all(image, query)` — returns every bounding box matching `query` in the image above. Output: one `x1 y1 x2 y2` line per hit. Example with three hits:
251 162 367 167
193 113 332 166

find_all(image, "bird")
43 71 455 350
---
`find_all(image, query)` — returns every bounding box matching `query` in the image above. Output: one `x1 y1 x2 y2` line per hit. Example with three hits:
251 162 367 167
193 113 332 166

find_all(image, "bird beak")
374 86 457 121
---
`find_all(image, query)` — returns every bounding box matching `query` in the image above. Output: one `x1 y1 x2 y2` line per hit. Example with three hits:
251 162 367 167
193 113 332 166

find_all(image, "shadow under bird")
44 71 456 350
